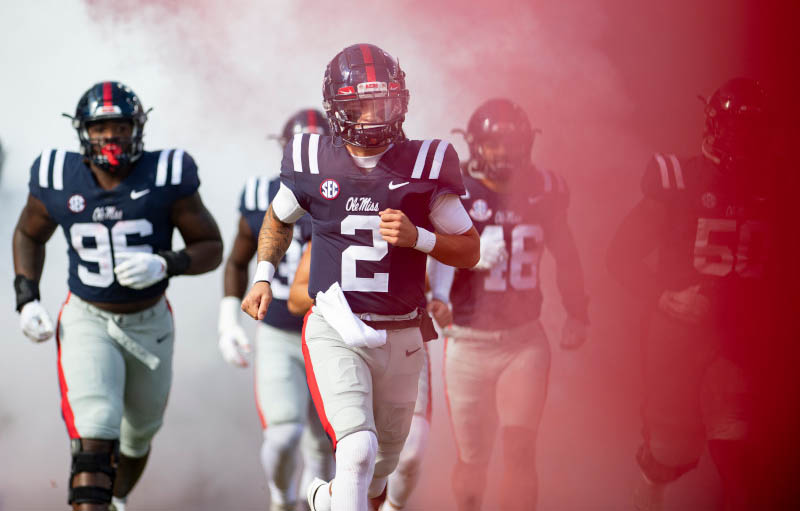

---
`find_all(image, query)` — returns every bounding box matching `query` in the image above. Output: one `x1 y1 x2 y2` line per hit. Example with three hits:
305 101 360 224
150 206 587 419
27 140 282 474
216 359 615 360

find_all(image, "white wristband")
253 261 276 284
414 226 437 254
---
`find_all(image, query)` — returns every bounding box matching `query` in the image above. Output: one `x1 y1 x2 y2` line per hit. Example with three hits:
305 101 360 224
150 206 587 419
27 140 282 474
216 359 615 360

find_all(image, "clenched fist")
379 209 418 247
241 281 273 321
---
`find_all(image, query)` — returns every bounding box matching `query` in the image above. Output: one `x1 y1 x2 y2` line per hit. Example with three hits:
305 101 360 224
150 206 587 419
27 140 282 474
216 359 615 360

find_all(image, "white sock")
382 416 430 510
331 431 378 511
261 423 304 505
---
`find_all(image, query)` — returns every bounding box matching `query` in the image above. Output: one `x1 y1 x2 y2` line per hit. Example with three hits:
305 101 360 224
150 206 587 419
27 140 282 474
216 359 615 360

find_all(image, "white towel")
314 282 387 348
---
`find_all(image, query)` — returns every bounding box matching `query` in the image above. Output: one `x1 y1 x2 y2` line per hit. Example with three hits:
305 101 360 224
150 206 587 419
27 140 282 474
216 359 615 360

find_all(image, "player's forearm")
257 205 294 266
287 285 313 316
606 199 670 303
223 257 249 298
429 228 480 268
183 239 223 275
13 227 46 282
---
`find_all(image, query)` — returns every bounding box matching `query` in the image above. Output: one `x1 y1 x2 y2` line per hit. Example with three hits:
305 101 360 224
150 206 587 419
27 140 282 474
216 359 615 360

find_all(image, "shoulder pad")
642 153 687 198
286 133 323 174
154 149 196 187
240 176 272 212
32 148 72 191
408 139 452 180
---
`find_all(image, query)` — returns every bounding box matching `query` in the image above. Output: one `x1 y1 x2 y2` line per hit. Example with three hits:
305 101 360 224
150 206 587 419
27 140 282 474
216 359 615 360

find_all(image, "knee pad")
636 442 697 484
337 430 378 475
68 438 119 505
263 422 304 454
502 426 537 470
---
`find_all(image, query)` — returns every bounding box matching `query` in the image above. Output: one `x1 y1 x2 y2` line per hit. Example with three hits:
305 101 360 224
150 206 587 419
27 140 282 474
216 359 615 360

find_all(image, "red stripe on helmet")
306 110 317 132
102 82 113 109
359 44 377 83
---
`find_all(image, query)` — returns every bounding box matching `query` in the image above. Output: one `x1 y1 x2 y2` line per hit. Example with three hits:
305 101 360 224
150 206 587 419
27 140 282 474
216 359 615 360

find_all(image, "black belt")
362 308 438 343
362 316 422 331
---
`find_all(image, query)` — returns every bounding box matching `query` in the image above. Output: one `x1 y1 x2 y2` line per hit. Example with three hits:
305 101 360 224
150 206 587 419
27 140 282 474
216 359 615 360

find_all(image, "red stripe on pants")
301 310 338 450
55 292 79 439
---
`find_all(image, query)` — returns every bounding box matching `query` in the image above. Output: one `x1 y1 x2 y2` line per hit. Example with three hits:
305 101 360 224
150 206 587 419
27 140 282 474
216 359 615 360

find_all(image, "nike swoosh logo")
130 189 151 200
388 181 410 190
528 195 544 205
405 347 421 357
156 334 170 344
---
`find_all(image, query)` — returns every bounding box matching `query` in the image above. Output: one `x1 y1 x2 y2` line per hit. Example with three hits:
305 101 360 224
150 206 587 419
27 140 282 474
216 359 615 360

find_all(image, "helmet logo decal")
357 82 387 94
320 178 340 200
337 86 356 96
67 194 86 213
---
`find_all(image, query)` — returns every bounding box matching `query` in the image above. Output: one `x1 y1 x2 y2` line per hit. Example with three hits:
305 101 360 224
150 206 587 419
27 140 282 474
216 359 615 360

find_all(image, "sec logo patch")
320 179 340 200
469 199 493 222
67 194 86 213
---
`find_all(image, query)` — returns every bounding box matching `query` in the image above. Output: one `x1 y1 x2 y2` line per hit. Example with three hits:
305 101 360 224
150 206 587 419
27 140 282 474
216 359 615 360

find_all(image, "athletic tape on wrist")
413 227 436 254
253 261 276 283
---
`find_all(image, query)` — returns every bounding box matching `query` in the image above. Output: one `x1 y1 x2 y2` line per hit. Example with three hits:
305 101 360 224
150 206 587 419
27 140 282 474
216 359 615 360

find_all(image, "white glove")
658 284 710 324
560 316 588 350
218 296 251 367
114 252 167 290
20 300 55 342
474 238 508 270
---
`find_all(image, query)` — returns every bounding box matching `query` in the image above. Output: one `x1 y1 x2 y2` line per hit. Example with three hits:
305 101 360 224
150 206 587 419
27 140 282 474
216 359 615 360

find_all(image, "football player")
607 78 774 511
241 43 480 511
12 81 223 511
288 243 433 511
217 109 334 511
427 98 590 511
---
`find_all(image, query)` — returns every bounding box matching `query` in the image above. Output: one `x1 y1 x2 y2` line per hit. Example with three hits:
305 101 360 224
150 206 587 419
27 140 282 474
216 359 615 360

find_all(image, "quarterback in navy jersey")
427 98 589 511
217 109 333 511
607 78 775 511
242 44 479 511
12 81 222 511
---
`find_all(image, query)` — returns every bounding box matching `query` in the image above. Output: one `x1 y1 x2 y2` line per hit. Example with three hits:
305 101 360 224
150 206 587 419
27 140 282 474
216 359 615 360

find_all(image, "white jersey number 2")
340 215 389 292
70 220 154 288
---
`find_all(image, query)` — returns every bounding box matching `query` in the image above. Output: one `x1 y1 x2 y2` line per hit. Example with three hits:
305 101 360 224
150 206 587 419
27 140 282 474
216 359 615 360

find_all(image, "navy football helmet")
278 109 330 148
322 44 409 147
702 77 768 170
462 98 537 182
67 81 148 172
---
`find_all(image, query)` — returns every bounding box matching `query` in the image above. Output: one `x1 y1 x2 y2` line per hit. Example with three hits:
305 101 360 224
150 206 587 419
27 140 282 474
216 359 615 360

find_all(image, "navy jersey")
29 148 199 303
239 176 312 331
280 134 466 315
450 169 569 330
641 153 775 332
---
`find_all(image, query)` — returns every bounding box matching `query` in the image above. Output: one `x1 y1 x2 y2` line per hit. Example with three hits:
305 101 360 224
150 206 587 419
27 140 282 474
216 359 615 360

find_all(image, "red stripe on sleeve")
359 44 377 83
